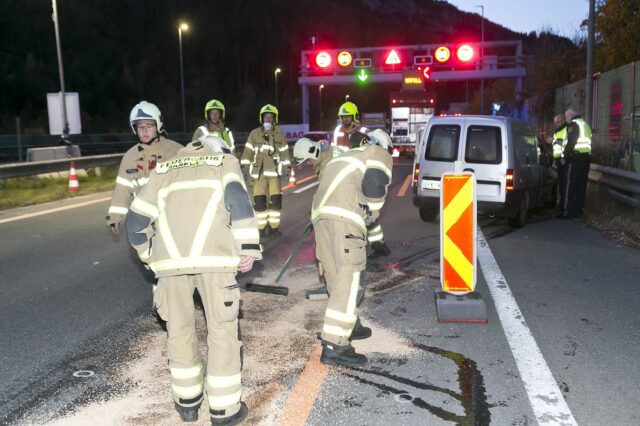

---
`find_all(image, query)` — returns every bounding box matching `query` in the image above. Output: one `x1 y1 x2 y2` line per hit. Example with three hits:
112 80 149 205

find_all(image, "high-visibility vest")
573 118 592 154
552 127 567 159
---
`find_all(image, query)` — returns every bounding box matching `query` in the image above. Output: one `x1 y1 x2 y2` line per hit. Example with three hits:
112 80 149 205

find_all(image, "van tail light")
413 164 420 188
506 169 514 191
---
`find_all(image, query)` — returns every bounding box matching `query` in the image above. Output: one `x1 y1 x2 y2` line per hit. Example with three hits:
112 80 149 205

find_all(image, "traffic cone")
68 161 80 192
289 167 297 187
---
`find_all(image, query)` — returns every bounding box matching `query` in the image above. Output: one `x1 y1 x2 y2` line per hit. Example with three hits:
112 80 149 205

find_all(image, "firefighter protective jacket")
311 143 392 235
126 142 262 278
332 121 363 157
106 136 182 226
192 123 235 151
241 126 291 179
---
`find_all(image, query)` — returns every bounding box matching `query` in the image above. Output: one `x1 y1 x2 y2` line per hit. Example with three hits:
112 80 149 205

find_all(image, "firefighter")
192 99 235 152
106 101 182 235
294 132 392 258
561 108 592 219
552 114 568 215
332 101 365 157
241 104 291 237
126 135 261 425
312 129 393 367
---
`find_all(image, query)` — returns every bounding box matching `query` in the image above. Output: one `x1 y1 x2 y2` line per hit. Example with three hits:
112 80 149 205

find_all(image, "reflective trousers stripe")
207 373 241 389
171 364 203 380
172 382 204 398
208 390 242 409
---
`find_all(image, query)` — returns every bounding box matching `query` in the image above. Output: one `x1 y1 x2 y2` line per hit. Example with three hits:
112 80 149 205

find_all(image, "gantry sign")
298 40 526 124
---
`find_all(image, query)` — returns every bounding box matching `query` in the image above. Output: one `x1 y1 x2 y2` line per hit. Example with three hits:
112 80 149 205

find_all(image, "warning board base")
435 291 487 324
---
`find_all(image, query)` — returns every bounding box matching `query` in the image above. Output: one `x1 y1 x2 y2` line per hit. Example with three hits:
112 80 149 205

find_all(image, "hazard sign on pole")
434 172 486 323
440 172 476 294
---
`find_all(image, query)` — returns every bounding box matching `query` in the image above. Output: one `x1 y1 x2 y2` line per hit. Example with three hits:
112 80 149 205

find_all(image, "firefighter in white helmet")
106 101 182 235
312 129 393 367
126 134 261 425
240 104 291 237
192 99 235 152
293 137 333 177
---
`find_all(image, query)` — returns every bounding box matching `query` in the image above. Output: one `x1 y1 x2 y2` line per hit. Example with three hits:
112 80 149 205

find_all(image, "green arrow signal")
357 69 369 82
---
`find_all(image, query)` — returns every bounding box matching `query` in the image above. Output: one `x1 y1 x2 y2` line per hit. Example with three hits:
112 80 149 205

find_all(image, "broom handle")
274 222 313 284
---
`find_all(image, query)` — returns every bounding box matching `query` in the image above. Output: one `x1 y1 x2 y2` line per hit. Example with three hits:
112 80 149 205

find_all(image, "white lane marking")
293 181 319 194
477 230 577 425
0 196 111 225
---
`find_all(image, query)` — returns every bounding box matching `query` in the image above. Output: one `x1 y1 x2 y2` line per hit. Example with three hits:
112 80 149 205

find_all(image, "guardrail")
589 163 640 209
0 154 123 179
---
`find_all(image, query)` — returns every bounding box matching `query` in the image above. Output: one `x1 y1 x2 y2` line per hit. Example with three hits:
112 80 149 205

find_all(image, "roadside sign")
440 172 476 294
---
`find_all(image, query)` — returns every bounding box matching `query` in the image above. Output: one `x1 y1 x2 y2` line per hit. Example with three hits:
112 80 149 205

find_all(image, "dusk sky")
446 0 591 38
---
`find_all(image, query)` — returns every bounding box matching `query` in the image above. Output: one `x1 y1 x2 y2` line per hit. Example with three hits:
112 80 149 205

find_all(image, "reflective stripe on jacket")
240 126 290 179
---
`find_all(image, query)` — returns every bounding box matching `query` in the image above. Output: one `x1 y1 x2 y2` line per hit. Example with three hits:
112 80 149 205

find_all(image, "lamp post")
178 22 189 132
51 0 69 139
476 5 484 115
345 94 350 102
274 68 281 107
319 84 324 119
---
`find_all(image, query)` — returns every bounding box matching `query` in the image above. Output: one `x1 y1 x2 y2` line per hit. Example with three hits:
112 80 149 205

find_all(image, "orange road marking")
282 174 316 191
396 174 412 197
277 346 328 425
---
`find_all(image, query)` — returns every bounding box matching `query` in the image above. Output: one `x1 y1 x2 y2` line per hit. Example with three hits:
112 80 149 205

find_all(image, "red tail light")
413 164 420 187
506 169 514 191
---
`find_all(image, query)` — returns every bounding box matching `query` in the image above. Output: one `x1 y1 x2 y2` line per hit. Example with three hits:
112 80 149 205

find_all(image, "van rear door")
420 122 462 193
461 121 507 203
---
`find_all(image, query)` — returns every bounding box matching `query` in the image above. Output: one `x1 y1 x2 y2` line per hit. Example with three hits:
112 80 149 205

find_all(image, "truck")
389 90 435 156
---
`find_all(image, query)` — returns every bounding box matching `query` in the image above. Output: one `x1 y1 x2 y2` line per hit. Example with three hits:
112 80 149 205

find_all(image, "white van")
412 116 556 227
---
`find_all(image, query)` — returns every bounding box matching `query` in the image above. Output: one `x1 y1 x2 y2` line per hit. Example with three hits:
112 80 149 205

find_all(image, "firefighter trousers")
155 272 242 420
314 219 367 346
253 176 282 230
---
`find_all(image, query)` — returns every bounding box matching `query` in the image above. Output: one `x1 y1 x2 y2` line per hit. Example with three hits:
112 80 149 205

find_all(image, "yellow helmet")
204 99 226 121
259 104 279 124
338 101 358 119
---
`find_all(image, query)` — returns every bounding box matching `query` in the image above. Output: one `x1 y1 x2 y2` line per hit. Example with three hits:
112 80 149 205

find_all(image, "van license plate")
422 180 441 190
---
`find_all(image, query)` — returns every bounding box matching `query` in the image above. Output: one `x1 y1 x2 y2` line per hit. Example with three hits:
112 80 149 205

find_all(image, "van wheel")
508 192 528 228
419 207 438 222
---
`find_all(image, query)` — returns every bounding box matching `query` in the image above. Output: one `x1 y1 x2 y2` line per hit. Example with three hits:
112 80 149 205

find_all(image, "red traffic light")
456 45 474 62
315 51 331 68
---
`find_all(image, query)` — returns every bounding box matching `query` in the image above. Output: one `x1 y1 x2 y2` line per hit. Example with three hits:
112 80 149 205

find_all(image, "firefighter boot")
320 341 368 367
174 402 200 422
350 318 372 341
211 402 248 426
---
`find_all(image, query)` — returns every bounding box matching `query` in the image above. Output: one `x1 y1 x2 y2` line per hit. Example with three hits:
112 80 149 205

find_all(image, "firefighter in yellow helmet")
106 101 183 235
241 104 291 237
126 134 261 425
333 101 365 157
192 99 235 153
312 129 393 367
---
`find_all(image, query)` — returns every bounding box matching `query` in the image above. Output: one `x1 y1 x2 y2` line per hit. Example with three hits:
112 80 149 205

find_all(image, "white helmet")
293 137 321 164
368 129 393 150
199 135 231 154
129 101 164 133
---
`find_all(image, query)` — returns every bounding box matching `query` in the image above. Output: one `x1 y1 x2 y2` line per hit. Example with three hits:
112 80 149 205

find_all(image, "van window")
465 126 502 164
425 125 460 161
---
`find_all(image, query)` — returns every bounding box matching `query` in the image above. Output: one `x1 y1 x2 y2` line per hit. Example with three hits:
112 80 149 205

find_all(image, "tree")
596 0 640 72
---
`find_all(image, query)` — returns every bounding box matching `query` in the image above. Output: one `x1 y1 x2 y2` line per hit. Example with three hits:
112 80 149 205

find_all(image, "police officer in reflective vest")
106 101 182 235
126 135 261 425
551 114 568 214
312 129 393 367
560 108 592 219
192 99 235 153
332 101 366 157
241 104 291 237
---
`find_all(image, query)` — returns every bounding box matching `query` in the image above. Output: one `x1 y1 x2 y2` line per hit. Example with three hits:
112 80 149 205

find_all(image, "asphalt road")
1 159 639 425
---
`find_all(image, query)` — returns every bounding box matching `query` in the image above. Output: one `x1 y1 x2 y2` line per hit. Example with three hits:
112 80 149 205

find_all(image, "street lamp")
51 0 69 139
476 5 484 115
274 68 282 107
178 22 189 132
319 84 324 119
345 94 350 102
